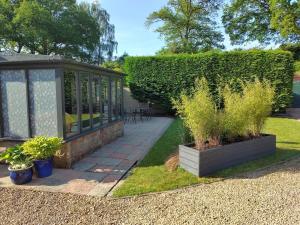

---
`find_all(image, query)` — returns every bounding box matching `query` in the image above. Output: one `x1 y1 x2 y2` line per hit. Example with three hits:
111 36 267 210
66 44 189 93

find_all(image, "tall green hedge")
280 43 300 60
295 61 300 73
125 50 294 112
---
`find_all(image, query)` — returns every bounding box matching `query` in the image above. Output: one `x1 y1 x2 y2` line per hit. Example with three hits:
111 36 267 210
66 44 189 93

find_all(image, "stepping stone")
88 165 115 173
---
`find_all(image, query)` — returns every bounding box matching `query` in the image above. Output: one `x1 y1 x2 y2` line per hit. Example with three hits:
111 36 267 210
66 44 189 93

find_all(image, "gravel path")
0 157 299 225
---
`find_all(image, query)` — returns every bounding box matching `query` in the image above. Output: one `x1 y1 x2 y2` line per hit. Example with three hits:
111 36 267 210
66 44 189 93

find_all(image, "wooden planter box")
179 135 276 176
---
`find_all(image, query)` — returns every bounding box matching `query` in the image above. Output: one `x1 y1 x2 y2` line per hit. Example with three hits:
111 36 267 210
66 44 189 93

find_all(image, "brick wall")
54 121 124 168
0 121 124 168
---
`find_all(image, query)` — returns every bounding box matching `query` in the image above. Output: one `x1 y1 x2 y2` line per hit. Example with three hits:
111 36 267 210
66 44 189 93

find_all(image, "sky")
96 0 169 56
80 0 264 57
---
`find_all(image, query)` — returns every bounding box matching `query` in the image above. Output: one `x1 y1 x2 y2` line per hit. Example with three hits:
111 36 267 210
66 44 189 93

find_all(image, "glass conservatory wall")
64 71 79 137
102 76 109 124
111 78 117 121
0 69 58 138
0 70 29 138
80 72 91 131
29 69 58 137
63 70 123 138
91 75 101 127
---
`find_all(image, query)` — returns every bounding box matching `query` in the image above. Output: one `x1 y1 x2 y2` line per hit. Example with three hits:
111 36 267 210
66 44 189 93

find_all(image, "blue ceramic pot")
34 158 53 178
8 166 33 185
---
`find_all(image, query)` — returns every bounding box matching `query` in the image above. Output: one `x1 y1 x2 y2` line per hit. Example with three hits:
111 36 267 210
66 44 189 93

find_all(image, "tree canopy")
222 0 300 45
101 52 129 73
270 0 300 38
0 0 117 63
146 0 224 54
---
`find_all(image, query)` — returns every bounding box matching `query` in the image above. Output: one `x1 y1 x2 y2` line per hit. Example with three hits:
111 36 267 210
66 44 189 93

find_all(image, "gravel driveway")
0 157 299 225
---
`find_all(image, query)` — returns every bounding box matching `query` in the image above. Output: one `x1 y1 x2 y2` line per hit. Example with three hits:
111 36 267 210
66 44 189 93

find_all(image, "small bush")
178 122 194 145
23 136 63 160
280 43 300 60
173 78 222 150
174 78 274 150
0 145 32 170
223 87 248 140
295 61 300 73
242 80 275 136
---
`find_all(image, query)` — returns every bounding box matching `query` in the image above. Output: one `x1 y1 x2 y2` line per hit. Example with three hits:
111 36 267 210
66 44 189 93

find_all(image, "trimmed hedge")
280 43 300 60
125 50 294 113
295 61 300 73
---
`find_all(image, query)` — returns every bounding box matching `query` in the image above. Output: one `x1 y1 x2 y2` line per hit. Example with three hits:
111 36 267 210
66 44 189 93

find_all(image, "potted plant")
0 145 33 185
22 136 63 178
173 78 276 176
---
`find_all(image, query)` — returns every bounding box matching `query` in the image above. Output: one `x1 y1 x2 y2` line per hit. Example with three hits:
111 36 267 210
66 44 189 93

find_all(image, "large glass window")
63 70 124 138
111 78 117 121
80 73 91 130
117 79 122 118
0 70 29 138
92 76 101 127
29 69 58 137
64 71 79 137
101 76 109 124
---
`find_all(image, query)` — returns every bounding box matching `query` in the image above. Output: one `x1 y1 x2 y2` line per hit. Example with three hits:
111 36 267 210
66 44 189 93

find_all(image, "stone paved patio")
0 117 173 197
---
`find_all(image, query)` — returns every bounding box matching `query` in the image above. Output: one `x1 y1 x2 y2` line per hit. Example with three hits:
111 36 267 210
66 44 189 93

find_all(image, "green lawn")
113 117 300 197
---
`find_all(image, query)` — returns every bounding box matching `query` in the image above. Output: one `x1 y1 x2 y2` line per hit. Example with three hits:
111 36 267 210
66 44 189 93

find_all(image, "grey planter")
179 134 276 176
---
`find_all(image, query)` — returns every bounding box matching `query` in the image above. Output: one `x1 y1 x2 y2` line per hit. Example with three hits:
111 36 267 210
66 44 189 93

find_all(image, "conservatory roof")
0 53 125 76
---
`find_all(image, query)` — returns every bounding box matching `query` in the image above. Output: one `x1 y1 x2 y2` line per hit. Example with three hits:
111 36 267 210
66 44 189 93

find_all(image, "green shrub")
223 87 248 140
295 61 300 73
23 136 63 160
242 80 275 136
280 43 300 60
126 50 294 112
173 78 222 150
179 122 194 145
0 145 32 170
173 78 274 150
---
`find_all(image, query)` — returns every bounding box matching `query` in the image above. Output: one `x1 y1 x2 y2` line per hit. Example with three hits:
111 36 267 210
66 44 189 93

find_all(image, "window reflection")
64 71 79 137
92 76 101 127
102 76 109 124
64 71 123 137
80 73 91 130
117 80 122 118
111 78 117 121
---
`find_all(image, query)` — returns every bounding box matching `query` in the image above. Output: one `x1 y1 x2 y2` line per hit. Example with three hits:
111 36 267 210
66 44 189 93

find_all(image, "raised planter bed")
179 134 276 176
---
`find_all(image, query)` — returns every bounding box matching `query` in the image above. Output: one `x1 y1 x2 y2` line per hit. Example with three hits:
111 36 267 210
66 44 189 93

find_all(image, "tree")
101 61 123 72
87 1 118 64
101 52 129 73
270 0 300 38
222 0 300 45
146 0 224 54
0 0 117 63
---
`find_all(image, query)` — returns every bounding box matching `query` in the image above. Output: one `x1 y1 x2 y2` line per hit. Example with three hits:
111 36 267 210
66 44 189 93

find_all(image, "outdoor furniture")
124 108 152 123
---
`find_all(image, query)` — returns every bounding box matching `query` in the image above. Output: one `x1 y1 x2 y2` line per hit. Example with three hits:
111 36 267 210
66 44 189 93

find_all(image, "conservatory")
0 54 125 168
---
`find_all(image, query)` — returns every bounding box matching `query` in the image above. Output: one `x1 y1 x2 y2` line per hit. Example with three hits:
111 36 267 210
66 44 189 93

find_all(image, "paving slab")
88 165 115 173
0 117 173 197
72 161 97 172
